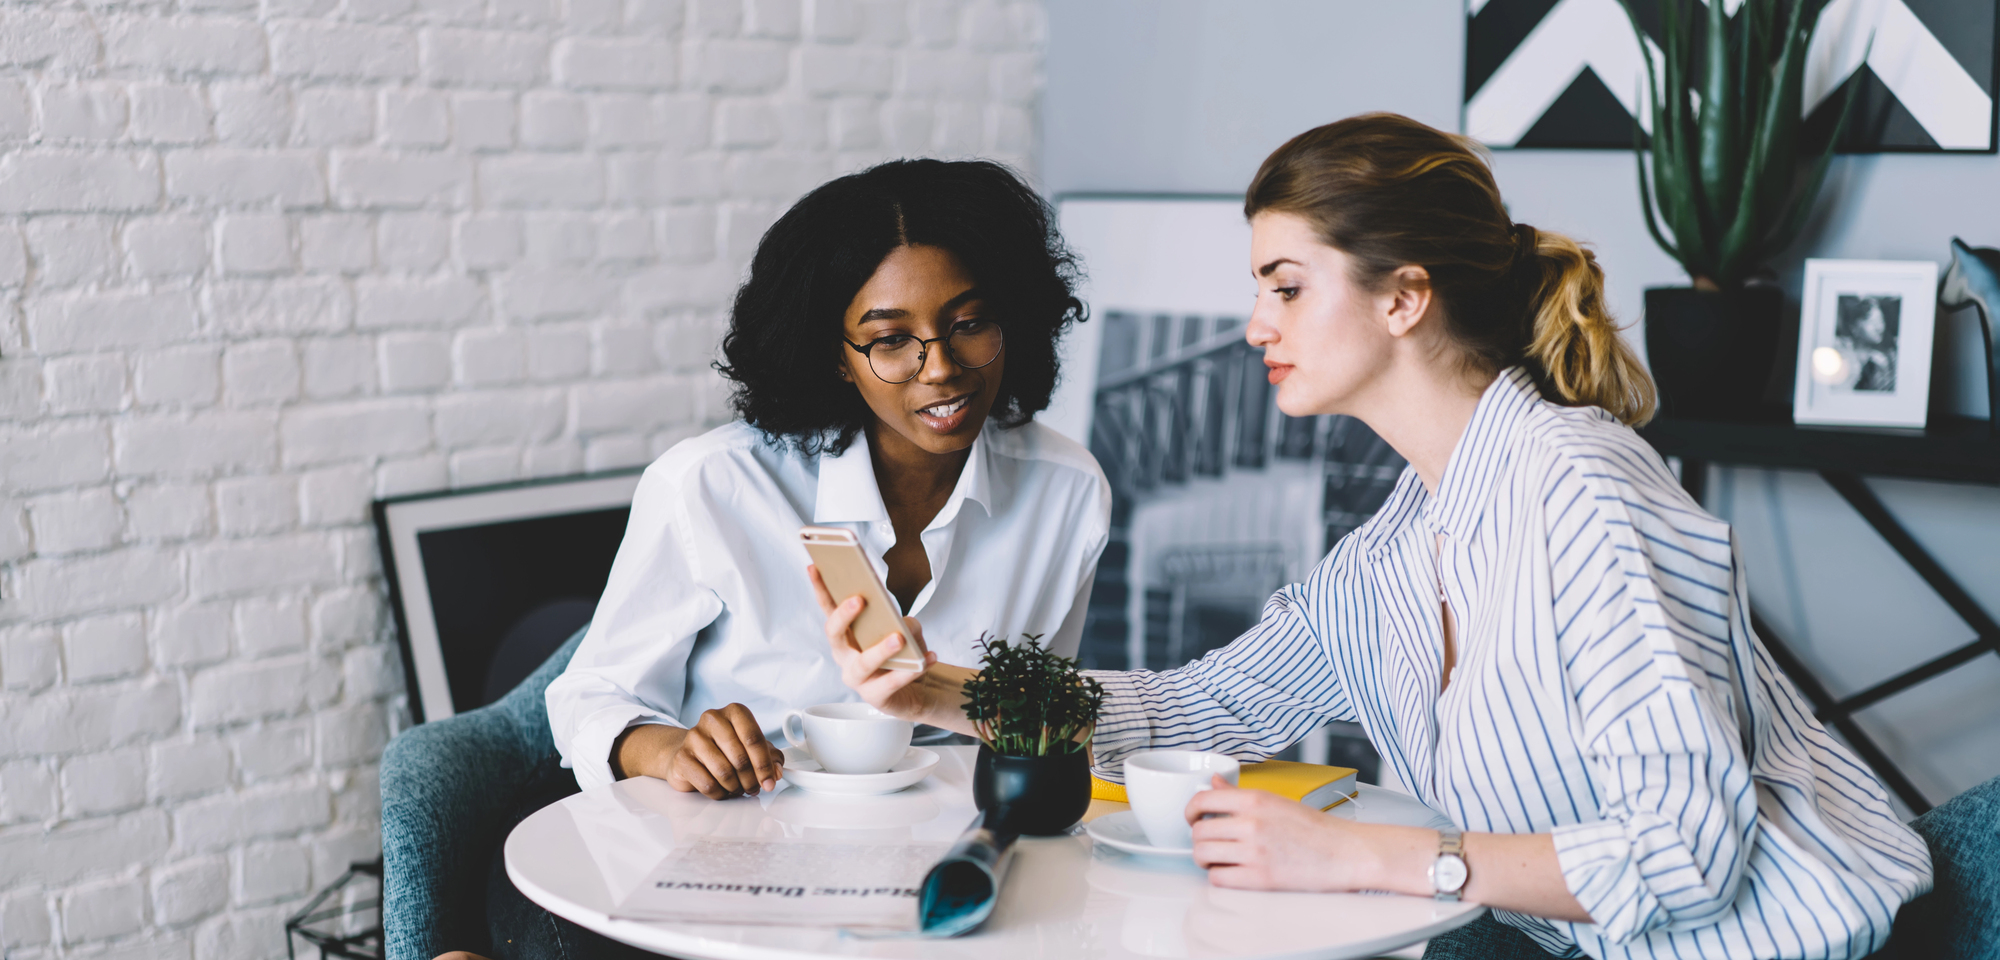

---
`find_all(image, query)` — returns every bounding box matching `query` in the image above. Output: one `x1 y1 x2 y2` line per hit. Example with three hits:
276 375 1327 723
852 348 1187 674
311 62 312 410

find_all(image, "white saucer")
779 746 939 796
1085 810 1191 857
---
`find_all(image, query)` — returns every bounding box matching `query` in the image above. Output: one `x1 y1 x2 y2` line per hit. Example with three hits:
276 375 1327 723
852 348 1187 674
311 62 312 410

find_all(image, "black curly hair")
715 159 1086 456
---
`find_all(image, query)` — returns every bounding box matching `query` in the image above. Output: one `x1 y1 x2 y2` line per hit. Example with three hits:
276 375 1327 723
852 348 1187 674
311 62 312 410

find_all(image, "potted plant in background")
962 634 1104 836
1627 0 1861 419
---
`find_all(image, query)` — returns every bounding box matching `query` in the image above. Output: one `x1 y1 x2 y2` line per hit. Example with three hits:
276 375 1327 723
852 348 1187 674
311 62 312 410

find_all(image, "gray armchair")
1883 774 2000 957
379 626 586 960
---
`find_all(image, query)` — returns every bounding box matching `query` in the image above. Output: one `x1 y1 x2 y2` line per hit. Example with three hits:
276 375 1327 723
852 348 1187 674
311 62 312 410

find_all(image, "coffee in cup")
781 703 914 775
1123 750 1241 849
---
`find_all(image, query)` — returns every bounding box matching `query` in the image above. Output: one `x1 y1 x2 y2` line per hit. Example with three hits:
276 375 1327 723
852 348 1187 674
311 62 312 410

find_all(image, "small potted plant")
961 634 1104 836
1624 0 1861 419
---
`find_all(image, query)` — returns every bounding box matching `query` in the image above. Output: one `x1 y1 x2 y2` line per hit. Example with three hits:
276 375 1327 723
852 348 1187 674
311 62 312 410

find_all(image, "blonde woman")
816 114 1931 959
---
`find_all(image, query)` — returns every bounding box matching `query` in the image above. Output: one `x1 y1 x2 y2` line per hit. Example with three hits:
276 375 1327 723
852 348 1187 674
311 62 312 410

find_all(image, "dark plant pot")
1644 285 1788 421
972 744 1091 837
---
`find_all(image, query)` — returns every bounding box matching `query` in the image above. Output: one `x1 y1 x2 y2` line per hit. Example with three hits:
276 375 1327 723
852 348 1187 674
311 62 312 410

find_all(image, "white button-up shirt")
549 419 1111 791
1088 368 1930 959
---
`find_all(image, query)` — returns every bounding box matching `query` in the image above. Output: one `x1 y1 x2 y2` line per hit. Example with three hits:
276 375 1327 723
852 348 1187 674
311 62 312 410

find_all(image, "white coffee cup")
1123 750 1241 850
781 703 913 775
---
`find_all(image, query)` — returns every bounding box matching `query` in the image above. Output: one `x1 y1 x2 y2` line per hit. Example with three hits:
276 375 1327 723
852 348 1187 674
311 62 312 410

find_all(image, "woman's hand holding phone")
808 564 978 736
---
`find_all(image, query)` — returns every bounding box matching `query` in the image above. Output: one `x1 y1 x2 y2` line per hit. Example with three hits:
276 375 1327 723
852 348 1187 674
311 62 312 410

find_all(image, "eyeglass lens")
869 322 1003 382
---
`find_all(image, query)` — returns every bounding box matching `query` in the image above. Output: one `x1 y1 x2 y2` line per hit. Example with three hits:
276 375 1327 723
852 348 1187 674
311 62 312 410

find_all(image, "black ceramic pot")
972 744 1091 836
1643 285 1787 421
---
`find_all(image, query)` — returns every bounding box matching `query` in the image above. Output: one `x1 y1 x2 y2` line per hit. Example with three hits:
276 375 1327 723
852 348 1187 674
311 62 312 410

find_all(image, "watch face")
1433 854 1469 893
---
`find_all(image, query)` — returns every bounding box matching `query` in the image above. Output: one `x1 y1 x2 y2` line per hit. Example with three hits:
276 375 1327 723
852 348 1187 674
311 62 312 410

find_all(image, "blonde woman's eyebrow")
1256 258 1303 277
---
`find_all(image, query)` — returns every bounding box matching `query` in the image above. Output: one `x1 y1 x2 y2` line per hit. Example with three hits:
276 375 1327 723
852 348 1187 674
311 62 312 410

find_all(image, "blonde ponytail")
1519 228 1657 426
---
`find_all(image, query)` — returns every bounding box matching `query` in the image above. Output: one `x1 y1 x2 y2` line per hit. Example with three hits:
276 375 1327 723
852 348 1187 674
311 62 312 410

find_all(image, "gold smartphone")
800 525 927 671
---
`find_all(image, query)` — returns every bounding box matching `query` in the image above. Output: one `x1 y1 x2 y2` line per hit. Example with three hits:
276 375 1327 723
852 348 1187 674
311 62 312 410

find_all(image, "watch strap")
1432 825 1467 901
1438 824 1463 857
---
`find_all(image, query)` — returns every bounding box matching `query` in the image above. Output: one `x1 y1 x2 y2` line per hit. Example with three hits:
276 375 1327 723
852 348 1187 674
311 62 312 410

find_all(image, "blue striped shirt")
1086 368 1931 959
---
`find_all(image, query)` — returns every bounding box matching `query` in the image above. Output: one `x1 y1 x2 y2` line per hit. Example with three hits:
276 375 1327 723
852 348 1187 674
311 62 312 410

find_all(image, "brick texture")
0 0 1043 954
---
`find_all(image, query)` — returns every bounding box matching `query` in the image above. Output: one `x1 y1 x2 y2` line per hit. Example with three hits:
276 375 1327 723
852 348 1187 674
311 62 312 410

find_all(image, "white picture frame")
1793 259 1940 429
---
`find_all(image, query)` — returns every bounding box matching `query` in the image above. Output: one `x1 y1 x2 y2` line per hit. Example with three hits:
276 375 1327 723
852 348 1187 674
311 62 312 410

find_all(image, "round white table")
506 745 1484 960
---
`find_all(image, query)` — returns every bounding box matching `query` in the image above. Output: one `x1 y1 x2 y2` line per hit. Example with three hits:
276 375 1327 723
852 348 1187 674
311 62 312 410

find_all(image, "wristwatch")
1430 825 1469 901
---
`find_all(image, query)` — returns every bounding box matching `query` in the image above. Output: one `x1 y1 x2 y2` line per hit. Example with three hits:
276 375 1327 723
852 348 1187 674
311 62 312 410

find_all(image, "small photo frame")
1793 259 1940 429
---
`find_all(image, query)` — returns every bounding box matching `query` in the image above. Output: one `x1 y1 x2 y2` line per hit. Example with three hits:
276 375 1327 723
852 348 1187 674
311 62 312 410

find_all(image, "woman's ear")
1381 265 1434 339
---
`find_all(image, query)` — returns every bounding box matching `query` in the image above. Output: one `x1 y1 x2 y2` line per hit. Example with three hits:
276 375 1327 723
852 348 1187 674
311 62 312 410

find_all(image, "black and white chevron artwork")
1464 0 1997 153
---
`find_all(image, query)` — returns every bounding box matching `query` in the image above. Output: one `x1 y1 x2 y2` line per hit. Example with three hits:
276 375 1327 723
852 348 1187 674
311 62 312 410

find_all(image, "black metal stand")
1645 415 2000 816
285 858 382 960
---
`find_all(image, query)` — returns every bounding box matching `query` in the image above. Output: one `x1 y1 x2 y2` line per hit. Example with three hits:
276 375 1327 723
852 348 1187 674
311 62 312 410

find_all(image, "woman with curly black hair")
546 159 1110 803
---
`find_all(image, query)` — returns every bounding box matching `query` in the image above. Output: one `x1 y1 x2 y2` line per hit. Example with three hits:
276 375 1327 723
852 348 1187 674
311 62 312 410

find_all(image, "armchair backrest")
380 624 588 960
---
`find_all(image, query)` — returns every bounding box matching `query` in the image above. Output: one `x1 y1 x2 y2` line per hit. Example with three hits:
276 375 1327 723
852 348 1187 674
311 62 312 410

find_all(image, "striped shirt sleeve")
1541 444 1763 941
1084 555 1359 781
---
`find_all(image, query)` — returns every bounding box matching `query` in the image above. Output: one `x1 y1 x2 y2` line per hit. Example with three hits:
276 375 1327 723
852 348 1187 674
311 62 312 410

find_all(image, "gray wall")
1044 0 2000 808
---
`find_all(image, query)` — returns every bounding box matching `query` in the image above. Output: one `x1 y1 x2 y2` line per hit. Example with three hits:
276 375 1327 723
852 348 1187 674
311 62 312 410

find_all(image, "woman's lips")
1265 362 1293 384
915 394 974 432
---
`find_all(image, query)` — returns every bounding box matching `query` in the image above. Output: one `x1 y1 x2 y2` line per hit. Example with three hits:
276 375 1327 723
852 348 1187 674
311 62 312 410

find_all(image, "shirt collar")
1357 467 1430 558
1355 367 1541 557
813 431 889 524
1425 366 1542 541
811 426 997 525
953 427 996 519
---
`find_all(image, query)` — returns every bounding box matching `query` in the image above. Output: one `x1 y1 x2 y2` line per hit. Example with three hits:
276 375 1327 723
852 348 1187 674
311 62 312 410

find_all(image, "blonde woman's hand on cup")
1186 775 1391 892
1188 776 1587 917
1176 776 1352 888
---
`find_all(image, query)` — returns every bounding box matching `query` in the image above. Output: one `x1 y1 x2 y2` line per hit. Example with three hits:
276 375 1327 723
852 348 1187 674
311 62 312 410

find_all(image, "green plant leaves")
1698 0 1738 244
959 633 1105 757
1625 0 1852 289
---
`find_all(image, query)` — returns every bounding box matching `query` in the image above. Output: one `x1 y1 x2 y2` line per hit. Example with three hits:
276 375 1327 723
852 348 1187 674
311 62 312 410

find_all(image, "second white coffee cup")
781 703 913 775
1124 750 1241 850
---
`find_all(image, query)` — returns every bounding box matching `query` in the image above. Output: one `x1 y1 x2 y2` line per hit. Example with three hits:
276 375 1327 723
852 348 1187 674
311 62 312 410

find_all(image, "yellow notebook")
1092 760 1359 810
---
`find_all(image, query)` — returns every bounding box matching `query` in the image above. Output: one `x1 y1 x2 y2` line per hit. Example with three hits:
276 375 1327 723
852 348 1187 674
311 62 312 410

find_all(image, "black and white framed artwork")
374 471 642 723
1465 0 1998 153
1042 197 1407 782
1792 258 1941 427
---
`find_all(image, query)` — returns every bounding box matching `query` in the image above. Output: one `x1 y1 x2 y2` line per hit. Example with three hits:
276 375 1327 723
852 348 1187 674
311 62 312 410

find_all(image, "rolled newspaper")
915 815 1018 936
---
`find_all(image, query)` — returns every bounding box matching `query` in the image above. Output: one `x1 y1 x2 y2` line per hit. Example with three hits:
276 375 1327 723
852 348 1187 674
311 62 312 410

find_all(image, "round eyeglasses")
843 320 1004 384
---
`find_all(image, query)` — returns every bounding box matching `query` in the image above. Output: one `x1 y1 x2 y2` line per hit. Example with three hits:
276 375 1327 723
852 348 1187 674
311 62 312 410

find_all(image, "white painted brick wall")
0 0 1044 954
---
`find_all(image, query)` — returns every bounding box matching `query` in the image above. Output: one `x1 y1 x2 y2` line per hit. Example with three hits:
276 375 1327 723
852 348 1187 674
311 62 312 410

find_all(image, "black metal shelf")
1638 414 2000 815
1641 415 2000 486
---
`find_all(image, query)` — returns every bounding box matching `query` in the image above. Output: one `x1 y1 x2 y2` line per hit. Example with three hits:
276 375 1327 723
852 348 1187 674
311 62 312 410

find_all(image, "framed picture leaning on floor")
374 470 642 723
1793 258 1941 429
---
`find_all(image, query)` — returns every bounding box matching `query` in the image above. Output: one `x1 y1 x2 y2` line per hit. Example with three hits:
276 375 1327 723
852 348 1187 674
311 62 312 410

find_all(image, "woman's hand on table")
612 705 784 800
1186 775 1406 892
809 564 978 736
1186 776 1592 922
